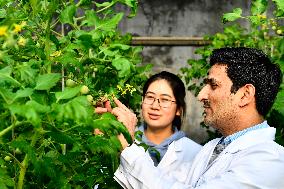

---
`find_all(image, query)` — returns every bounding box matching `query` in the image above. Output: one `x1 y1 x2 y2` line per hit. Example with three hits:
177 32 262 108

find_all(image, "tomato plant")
180 0 284 144
0 0 151 188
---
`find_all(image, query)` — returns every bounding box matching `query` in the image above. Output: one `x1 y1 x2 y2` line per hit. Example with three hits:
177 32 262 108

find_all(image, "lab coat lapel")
158 140 180 168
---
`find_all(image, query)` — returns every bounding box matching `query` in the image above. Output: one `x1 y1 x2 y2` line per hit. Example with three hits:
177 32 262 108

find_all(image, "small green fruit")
80 85 89 94
66 79 76 87
272 26 277 30
86 95 93 103
4 156 11 161
276 29 282 35
15 148 22 154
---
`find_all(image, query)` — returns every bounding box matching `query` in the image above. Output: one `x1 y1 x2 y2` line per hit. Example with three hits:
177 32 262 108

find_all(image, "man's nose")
197 85 208 102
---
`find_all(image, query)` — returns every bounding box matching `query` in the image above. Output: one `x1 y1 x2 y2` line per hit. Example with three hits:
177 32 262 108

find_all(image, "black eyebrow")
204 78 219 85
145 91 173 98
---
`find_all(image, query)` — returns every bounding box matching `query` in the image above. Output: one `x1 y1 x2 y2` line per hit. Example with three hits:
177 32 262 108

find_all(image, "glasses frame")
143 95 176 108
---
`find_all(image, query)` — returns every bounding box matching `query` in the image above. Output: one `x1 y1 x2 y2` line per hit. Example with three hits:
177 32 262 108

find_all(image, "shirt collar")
221 121 269 145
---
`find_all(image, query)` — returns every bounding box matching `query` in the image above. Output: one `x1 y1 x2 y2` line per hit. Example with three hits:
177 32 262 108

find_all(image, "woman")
113 71 201 188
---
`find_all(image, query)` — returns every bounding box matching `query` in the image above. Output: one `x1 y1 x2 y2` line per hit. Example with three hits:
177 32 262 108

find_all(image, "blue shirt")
221 121 269 145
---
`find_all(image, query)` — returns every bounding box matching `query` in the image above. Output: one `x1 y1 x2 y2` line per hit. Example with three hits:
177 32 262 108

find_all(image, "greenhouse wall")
116 0 251 143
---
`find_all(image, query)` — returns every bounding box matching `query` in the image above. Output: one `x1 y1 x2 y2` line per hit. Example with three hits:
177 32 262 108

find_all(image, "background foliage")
180 0 284 144
0 0 151 188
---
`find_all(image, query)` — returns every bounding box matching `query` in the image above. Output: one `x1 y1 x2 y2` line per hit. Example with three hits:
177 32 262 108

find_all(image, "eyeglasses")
143 95 176 108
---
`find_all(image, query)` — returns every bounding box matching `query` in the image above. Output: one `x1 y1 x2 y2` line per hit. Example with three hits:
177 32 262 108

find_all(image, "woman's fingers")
112 106 137 139
94 107 108 114
104 100 112 112
113 97 131 112
94 128 104 135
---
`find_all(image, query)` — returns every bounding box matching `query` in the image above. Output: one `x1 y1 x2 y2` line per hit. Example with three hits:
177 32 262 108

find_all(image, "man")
101 47 284 188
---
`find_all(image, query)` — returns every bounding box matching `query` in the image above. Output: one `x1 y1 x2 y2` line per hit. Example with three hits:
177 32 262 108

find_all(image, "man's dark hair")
210 47 282 117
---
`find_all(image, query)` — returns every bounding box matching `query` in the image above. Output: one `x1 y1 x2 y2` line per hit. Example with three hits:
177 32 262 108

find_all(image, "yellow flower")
18 37 26 46
13 24 22 33
13 21 26 33
117 85 123 91
0 26 8 37
50 50 62 57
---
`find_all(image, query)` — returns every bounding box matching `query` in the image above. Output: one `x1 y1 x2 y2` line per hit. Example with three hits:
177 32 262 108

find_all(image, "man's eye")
210 84 218 89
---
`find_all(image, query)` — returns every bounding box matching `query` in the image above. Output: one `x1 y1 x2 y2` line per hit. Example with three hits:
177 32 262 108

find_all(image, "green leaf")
96 13 124 31
0 167 14 188
17 62 38 84
248 15 261 26
26 100 50 113
0 66 21 87
112 57 131 78
251 0 268 15
59 4 76 24
101 112 117 120
273 0 284 12
53 96 92 121
222 8 242 23
57 51 79 66
35 73 61 90
118 0 138 18
95 1 113 8
55 86 81 102
273 93 284 115
14 88 34 99
0 87 15 104
0 8 6 18
110 44 130 50
47 131 75 144
273 0 284 16
83 10 100 27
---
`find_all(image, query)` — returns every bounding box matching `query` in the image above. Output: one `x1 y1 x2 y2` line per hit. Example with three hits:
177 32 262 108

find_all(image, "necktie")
208 140 227 165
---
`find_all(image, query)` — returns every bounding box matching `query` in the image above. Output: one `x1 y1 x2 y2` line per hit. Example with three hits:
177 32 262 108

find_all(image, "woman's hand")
94 97 137 149
111 97 137 140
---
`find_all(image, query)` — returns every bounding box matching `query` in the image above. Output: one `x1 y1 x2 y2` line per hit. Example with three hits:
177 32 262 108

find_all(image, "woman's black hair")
142 71 186 130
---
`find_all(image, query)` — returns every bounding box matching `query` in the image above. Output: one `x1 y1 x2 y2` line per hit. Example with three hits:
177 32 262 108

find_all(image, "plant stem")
96 2 115 13
17 131 39 189
0 121 22 137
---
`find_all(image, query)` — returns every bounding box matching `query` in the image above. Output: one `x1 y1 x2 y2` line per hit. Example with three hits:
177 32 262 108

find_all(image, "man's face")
198 64 239 134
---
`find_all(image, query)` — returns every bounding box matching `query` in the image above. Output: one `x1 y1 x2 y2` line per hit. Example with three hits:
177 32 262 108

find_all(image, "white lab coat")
114 137 202 189
118 126 284 189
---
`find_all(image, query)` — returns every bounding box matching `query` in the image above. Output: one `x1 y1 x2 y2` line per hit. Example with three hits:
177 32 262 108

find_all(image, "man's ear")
238 84 256 107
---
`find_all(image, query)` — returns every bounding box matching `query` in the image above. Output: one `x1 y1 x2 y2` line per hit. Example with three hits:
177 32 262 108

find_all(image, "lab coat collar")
158 139 183 168
224 127 276 154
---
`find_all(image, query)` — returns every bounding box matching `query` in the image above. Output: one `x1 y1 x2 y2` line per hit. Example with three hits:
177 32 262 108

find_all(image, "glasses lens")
143 95 154 105
159 99 171 108
143 95 174 108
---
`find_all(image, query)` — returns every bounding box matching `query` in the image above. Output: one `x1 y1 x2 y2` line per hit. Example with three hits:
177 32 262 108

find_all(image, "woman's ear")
176 108 181 116
238 84 256 107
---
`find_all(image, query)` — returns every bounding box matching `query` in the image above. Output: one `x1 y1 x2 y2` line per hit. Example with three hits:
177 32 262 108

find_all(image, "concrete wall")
116 0 251 143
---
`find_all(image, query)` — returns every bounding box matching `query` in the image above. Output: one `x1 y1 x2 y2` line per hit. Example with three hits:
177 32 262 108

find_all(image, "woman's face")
142 79 180 130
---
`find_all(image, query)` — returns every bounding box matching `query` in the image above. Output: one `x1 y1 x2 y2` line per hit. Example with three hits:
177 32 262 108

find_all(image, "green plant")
180 0 284 143
0 0 151 188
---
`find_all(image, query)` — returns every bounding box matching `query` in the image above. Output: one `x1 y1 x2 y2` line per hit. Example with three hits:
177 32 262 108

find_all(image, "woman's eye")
146 96 154 100
161 98 171 102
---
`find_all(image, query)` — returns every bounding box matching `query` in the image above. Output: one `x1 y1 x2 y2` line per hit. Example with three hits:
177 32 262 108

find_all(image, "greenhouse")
0 0 284 188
